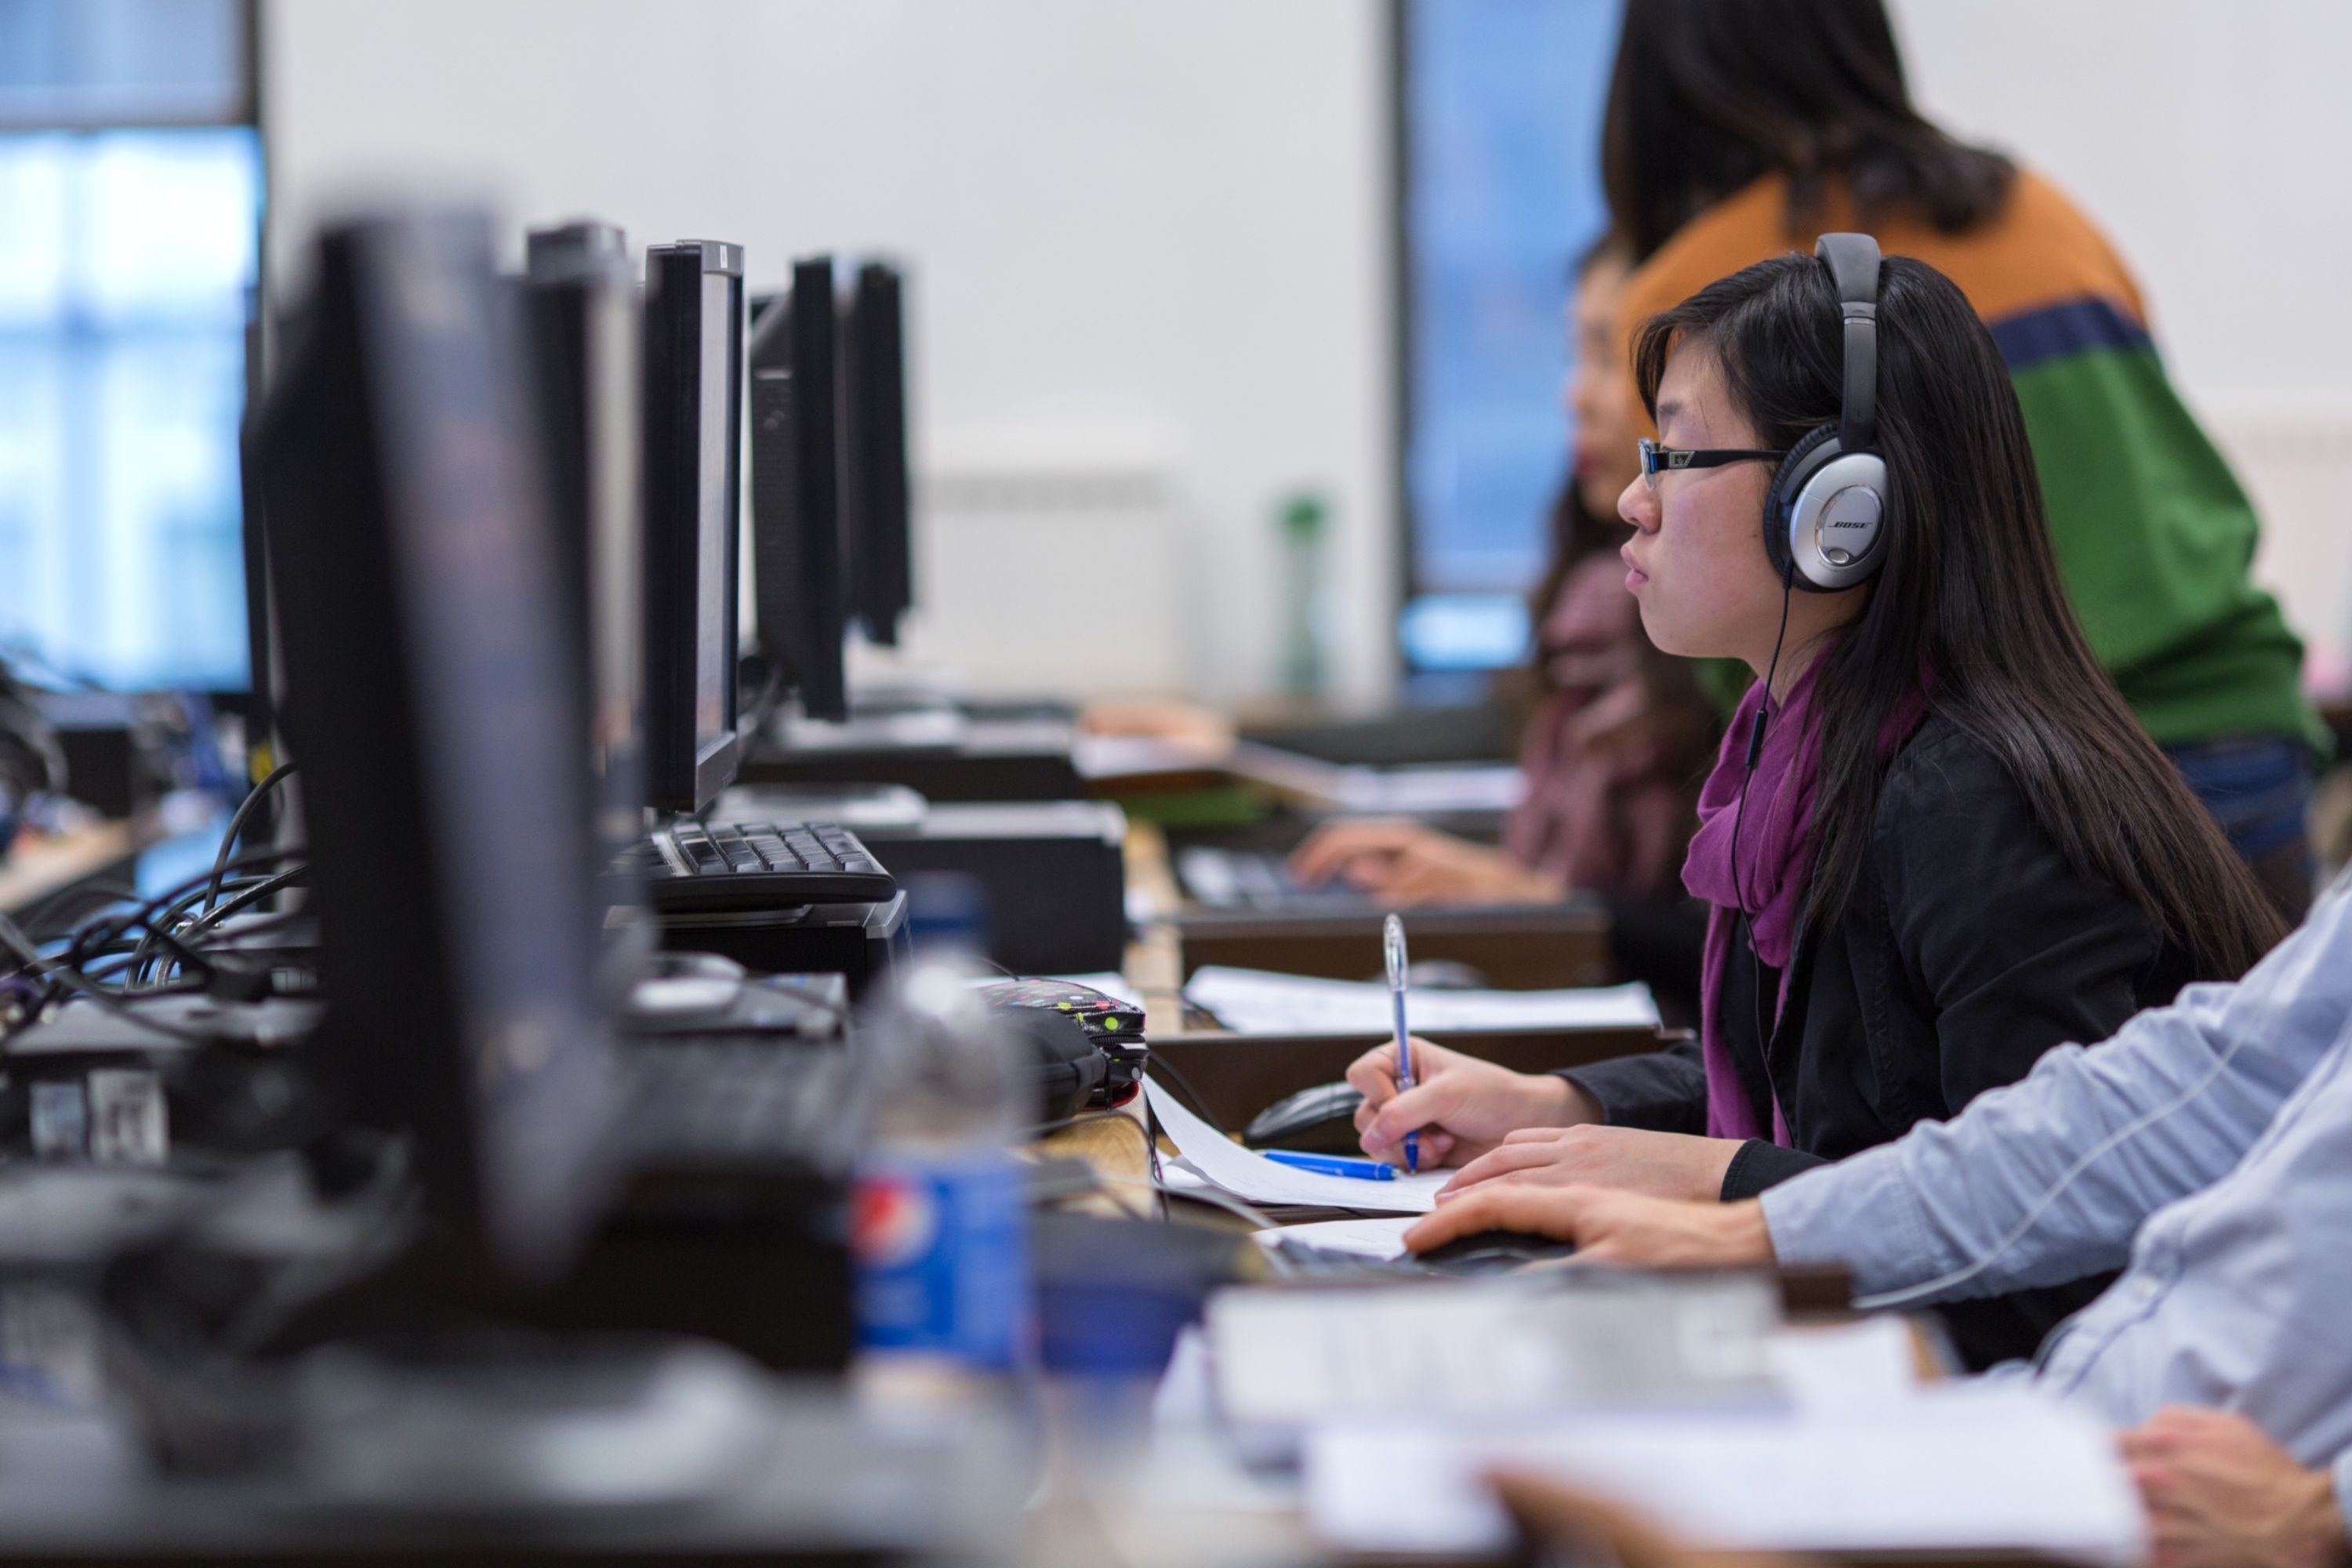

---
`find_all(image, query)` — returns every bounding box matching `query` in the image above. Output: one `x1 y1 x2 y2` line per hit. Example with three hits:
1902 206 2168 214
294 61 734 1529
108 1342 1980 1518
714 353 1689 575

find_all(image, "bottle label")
851 1152 1028 1369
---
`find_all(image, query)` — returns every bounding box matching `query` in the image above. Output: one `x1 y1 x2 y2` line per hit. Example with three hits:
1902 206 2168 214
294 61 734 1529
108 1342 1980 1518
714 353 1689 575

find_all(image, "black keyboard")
632 820 896 914
626 1037 860 1167
1174 846 1366 913
1264 1232 1576 1279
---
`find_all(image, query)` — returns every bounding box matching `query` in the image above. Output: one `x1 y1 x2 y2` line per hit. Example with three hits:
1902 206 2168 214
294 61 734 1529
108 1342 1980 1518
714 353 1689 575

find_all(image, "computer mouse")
625 953 747 1025
1244 1080 1365 1152
1412 1229 1578 1275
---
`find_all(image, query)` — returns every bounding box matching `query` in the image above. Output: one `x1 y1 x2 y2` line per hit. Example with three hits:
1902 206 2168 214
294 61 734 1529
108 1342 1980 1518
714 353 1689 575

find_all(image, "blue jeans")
2162 735 2317 920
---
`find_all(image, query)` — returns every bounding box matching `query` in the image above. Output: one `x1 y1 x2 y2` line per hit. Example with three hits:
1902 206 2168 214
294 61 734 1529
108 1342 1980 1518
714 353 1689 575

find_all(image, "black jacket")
1564 714 2193 1368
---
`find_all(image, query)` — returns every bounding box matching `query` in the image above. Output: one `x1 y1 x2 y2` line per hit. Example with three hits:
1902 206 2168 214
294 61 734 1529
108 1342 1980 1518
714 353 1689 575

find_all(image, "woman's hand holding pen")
1348 1033 1743 1199
1346 1039 1600 1168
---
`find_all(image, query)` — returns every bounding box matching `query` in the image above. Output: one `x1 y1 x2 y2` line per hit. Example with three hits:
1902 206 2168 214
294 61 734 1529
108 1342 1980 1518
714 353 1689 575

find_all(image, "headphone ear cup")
1762 425 1840 583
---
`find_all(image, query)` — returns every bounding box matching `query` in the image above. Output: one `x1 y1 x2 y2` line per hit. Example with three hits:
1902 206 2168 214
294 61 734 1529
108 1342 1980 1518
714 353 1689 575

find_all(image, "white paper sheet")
1181 965 1657 1036
1766 1316 1922 1410
1142 1078 1448 1213
1330 763 1528 815
1251 1215 1419 1261
1069 733 1236 781
1304 1385 2143 1563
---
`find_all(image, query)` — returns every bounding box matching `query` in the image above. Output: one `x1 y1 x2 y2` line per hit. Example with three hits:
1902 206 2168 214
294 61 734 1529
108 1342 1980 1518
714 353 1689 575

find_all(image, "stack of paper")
1143 1080 1446 1214
1303 1385 2144 1563
1181 966 1657 1036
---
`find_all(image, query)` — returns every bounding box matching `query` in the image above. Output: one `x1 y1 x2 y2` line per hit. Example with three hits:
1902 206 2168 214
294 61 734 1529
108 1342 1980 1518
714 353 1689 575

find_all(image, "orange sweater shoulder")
1614 169 2148 424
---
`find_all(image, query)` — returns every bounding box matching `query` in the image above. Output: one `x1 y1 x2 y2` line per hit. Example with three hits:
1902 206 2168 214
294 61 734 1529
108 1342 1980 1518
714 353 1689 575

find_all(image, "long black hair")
1632 255 2285 980
1602 0 2016 263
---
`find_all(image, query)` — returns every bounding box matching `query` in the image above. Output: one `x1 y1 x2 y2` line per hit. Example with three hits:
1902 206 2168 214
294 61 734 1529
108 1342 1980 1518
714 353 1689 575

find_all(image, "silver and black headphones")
1761 233 1889 592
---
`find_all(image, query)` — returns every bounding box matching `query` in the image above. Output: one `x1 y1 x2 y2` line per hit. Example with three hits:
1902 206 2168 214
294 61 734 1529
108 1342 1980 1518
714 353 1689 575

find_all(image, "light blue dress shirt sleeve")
1760 877 2352 1301
2334 1451 2352 1552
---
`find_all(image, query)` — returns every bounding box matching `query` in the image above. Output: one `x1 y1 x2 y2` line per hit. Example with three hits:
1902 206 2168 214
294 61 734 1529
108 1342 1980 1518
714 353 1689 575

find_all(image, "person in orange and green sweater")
1602 0 2324 919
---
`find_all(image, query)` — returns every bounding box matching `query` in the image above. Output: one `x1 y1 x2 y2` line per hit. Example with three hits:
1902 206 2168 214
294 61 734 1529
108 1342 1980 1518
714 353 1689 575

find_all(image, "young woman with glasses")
1344 249 2285 1369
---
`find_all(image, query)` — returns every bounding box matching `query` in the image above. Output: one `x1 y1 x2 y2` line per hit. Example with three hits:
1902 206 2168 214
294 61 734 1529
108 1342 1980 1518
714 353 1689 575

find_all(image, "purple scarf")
1681 659 1928 1143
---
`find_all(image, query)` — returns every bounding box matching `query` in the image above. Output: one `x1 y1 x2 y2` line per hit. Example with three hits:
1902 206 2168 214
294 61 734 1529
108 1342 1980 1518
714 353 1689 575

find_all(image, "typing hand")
1438 1125 1744 1203
1287 818 1565 906
1076 696 1234 748
1403 1185 1775 1269
1347 1038 1595 1169
2122 1407 2350 1568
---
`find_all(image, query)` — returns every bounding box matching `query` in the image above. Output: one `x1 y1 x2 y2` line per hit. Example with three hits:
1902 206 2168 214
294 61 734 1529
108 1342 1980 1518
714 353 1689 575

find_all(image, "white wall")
265 1 2352 703
261 0 1396 706
1891 0 2352 684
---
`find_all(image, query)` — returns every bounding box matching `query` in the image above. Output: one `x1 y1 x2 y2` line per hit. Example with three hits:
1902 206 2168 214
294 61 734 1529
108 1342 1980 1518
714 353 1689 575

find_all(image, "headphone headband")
1813 233 1879 454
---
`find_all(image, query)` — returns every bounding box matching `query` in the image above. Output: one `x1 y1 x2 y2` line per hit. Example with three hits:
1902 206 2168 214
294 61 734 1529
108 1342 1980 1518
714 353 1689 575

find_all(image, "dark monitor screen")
745 260 849 723
251 209 619 1284
842 260 913 646
642 239 744 814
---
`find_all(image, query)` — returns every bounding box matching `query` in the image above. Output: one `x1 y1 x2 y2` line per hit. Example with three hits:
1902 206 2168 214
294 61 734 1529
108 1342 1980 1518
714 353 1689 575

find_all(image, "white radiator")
2207 400 2352 698
889 457 1190 698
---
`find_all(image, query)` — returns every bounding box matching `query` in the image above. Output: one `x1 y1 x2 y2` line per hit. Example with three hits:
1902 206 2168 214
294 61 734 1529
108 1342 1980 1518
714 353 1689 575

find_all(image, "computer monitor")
641 239 745 814
841 260 913 647
250 209 620 1285
523 220 644 871
745 259 849 724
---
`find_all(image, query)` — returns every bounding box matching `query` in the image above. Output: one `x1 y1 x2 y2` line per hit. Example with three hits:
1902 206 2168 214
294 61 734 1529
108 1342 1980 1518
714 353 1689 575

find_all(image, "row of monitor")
241 212 909 1279
531 223 913 827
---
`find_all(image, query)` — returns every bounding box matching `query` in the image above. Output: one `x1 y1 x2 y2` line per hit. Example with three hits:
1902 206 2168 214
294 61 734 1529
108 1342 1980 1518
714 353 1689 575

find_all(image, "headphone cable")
1730 567 1798 921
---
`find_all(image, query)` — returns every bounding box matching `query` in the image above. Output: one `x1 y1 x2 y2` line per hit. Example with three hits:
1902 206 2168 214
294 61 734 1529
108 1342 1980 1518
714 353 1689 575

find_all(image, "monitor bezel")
641 238 745 815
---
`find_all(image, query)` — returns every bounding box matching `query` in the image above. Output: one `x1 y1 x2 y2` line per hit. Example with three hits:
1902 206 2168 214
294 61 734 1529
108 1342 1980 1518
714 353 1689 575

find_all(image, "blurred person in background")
1599 0 2323 919
1288 241 1719 1003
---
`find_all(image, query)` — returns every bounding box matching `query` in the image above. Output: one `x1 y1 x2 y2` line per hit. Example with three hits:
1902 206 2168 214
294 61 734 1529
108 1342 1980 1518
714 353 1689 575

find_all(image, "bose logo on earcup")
1818 485 1883 567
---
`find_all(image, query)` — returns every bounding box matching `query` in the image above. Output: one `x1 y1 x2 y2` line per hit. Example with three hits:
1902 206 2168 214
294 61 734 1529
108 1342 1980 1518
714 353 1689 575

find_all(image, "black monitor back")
641 240 745 814
523 222 645 875
746 260 849 723
251 210 619 1286
842 261 913 647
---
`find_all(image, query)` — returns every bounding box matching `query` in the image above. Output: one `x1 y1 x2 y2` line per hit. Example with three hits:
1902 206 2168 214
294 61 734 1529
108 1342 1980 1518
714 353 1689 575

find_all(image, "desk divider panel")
1171 902 1613 991
1147 1025 1669 1135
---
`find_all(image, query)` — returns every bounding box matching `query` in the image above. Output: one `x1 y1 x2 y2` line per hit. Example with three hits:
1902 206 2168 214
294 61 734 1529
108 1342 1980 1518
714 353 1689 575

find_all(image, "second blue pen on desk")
1262 1149 1398 1181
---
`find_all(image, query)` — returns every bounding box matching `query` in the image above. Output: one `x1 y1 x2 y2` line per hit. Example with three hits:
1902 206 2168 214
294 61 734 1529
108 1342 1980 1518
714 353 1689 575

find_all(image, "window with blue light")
1399 0 1618 676
0 0 258 693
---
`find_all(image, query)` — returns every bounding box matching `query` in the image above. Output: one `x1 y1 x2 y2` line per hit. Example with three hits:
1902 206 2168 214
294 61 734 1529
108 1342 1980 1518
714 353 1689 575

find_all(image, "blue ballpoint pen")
1385 913 1417 1173
1263 1149 1397 1181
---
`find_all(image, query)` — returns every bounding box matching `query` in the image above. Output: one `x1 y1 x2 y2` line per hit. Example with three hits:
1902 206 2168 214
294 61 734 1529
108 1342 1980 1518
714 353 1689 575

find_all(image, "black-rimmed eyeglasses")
1637 435 1789 490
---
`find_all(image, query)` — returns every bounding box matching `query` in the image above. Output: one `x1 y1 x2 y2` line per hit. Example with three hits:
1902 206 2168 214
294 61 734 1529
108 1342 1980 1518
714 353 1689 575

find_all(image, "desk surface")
0 820 140 922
